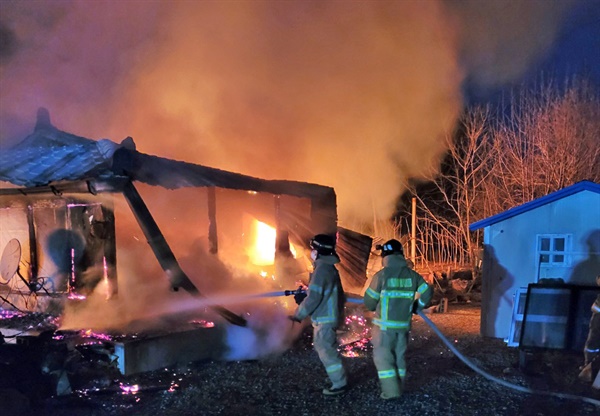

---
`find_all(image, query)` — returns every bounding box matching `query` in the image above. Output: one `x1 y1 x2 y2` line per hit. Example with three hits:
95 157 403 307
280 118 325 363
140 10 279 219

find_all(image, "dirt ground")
3 302 600 416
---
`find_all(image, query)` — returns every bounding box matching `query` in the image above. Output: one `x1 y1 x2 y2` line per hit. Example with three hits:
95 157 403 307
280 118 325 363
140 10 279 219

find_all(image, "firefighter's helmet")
310 234 336 255
378 239 403 257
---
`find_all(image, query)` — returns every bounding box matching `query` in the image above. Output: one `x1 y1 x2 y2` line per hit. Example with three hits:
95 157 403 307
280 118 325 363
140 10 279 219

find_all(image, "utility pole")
411 196 417 266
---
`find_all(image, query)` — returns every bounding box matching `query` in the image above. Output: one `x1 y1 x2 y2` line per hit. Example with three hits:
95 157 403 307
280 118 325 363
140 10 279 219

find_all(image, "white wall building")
470 180 600 340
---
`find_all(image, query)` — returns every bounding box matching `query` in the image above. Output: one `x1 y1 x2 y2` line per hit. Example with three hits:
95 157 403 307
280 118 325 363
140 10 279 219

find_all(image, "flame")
247 219 297 266
102 256 110 300
252 220 276 265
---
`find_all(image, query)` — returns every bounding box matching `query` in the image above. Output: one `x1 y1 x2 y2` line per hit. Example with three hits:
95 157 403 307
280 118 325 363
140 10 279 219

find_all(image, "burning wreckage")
0 109 372 399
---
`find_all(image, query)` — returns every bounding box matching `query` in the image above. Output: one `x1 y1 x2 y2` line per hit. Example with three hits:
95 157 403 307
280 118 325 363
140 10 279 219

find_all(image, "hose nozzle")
284 286 306 296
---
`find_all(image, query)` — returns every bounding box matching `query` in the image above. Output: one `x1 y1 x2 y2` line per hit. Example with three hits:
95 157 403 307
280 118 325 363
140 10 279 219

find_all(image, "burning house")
0 109 371 379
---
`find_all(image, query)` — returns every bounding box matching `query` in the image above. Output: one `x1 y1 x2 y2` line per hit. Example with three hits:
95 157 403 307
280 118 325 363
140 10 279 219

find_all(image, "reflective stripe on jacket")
363 254 432 331
294 254 345 326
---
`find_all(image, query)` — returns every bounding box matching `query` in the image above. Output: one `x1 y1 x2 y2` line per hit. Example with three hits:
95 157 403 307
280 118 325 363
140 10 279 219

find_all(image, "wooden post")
26 205 38 284
411 197 417 266
207 187 218 254
101 203 118 297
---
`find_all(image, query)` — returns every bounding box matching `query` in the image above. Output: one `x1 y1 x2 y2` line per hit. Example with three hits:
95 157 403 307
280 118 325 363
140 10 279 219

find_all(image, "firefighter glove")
294 292 307 305
412 300 420 315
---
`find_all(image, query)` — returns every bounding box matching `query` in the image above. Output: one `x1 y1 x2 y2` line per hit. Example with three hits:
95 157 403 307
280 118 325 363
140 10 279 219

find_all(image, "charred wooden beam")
0 178 130 197
26 205 38 283
121 181 246 327
207 187 218 254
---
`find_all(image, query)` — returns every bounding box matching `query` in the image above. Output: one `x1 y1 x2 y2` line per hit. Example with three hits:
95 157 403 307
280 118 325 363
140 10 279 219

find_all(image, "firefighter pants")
372 326 408 398
313 322 347 389
584 311 600 366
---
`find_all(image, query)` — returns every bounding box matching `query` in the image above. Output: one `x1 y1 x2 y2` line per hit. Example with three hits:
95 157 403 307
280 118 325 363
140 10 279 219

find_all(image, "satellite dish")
0 239 21 284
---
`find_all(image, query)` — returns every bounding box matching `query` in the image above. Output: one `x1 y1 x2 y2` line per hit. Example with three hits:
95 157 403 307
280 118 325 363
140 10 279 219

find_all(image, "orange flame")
247 219 297 266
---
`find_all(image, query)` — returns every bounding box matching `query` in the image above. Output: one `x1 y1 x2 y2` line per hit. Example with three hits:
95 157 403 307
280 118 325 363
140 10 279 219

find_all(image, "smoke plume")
0 0 579 224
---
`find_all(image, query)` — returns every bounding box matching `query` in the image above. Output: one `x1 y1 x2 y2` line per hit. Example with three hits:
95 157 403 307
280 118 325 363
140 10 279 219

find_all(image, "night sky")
464 0 600 105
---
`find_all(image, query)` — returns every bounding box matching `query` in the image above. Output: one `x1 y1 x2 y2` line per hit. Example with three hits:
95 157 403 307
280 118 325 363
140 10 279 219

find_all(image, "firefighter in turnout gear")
364 239 433 400
579 274 600 383
291 234 348 395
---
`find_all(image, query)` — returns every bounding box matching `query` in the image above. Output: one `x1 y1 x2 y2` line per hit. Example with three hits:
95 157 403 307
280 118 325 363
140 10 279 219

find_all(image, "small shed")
469 180 600 341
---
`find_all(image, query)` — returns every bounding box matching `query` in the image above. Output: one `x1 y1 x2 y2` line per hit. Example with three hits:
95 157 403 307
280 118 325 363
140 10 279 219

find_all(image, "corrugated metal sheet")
0 109 121 187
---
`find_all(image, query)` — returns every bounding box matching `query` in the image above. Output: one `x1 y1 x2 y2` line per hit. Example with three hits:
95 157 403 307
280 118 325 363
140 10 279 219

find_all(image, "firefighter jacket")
364 254 432 331
293 254 345 326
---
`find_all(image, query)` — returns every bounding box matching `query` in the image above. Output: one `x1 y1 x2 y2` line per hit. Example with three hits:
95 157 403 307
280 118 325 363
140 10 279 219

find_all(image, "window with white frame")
536 234 571 267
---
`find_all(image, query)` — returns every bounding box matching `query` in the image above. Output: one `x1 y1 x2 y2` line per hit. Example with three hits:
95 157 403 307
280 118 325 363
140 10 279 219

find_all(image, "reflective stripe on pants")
313 323 347 389
584 312 600 365
372 325 408 397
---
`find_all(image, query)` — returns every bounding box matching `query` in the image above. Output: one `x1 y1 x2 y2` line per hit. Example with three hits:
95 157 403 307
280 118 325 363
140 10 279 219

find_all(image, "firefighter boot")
399 376 406 395
379 377 401 400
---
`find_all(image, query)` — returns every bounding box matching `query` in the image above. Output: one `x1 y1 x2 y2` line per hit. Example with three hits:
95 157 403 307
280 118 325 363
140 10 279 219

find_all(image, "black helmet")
377 239 403 257
310 234 336 255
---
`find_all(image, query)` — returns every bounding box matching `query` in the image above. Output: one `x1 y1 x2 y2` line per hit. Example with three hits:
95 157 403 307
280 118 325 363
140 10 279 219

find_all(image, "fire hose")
416 310 600 407
284 289 600 407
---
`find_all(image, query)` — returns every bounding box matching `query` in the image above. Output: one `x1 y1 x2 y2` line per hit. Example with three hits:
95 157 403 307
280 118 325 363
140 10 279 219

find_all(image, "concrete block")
112 326 225 375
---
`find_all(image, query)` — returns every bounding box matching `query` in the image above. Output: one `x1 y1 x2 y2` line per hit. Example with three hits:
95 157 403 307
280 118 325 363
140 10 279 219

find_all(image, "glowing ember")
80 329 113 341
119 383 140 394
0 309 25 319
341 337 370 358
339 312 372 358
68 293 87 300
190 319 215 328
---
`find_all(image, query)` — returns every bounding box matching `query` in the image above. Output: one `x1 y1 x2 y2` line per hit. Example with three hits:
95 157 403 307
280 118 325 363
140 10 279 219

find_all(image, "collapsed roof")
0 108 336 212
0 108 370 299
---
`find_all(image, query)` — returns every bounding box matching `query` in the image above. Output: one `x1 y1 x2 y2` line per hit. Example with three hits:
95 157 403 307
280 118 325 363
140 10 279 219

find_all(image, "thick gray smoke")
0 0 579 224
445 0 577 91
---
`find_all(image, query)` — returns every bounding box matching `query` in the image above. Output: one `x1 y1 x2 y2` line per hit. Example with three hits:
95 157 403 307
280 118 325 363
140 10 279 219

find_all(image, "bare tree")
406 105 496 268
406 78 599 268
484 79 600 213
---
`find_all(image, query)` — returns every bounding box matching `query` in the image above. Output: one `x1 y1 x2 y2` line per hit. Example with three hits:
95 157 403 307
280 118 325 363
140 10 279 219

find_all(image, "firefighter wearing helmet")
364 239 433 400
290 234 348 395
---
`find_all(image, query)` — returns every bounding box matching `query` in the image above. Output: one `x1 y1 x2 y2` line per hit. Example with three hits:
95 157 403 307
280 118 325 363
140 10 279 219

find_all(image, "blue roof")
469 180 600 231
